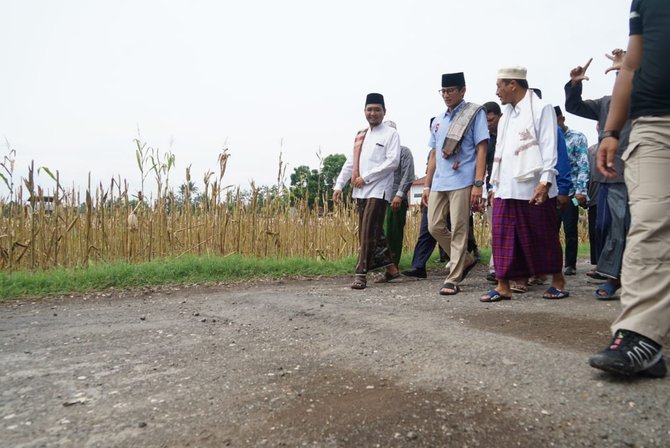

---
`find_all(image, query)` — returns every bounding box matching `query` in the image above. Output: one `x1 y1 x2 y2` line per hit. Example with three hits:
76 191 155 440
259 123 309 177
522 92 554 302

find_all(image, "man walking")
564 50 631 299
333 93 401 290
481 67 565 303
554 106 589 276
423 72 488 295
590 0 670 378
483 101 502 283
381 121 415 272
402 118 447 280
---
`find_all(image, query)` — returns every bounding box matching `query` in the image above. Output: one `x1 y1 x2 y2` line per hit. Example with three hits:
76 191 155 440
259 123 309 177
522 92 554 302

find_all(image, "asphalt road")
1 260 669 447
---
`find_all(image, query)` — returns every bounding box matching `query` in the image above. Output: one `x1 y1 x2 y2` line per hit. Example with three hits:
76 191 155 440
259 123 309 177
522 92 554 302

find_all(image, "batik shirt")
563 129 589 196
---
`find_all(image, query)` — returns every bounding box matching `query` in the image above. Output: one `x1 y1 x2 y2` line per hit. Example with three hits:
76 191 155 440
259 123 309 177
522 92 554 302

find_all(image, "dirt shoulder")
1 261 669 447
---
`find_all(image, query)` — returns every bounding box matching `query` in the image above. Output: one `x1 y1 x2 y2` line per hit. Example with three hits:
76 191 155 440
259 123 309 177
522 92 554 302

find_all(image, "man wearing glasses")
422 73 488 295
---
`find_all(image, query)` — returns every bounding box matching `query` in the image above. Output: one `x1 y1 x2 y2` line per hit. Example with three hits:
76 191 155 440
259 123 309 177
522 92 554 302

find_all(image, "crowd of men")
333 0 669 380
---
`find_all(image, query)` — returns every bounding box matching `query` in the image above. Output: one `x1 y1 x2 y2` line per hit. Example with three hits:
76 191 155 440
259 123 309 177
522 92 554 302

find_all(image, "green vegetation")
0 254 357 300
289 153 347 209
0 243 592 301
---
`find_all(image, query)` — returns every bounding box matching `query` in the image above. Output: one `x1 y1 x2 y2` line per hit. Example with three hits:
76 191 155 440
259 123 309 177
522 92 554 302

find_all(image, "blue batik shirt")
428 100 489 192
563 129 589 196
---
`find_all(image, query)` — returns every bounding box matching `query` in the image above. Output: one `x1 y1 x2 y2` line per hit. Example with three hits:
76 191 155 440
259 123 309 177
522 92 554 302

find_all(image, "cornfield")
0 145 589 273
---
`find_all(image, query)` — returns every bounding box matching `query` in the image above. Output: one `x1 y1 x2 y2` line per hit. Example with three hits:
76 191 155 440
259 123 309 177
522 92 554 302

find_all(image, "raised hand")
605 48 626 74
570 58 593 86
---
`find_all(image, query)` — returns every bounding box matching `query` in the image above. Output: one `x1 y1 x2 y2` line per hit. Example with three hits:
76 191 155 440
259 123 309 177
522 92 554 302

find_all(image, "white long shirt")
493 91 558 200
335 122 401 201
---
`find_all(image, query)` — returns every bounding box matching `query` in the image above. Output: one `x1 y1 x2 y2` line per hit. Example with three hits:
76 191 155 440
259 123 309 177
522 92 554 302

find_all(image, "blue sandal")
543 286 570 300
594 282 620 300
480 289 511 303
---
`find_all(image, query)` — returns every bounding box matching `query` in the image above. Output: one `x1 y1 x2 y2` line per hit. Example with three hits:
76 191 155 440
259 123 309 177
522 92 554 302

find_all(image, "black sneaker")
401 268 427 279
589 330 666 378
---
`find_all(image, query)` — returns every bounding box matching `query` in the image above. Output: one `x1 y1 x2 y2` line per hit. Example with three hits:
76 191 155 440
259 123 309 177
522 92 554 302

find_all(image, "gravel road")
1 260 669 447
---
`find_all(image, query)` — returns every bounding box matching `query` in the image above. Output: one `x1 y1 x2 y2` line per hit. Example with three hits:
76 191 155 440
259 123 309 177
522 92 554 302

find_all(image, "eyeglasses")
438 87 460 95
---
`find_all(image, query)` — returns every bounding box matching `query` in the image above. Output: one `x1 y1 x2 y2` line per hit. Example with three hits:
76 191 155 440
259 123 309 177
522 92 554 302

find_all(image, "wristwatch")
473 179 484 188
600 130 620 141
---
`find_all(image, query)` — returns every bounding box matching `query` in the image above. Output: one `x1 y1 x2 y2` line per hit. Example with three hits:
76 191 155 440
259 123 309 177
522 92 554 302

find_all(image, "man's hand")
605 48 626 74
470 186 483 210
573 193 588 208
530 183 549 205
597 137 620 178
570 58 593 86
352 176 366 188
421 188 430 208
332 189 342 203
391 195 403 211
557 194 570 209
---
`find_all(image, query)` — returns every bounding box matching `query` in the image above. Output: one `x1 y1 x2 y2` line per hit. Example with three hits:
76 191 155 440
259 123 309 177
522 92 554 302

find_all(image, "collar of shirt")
443 100 466 119
508 91 532 117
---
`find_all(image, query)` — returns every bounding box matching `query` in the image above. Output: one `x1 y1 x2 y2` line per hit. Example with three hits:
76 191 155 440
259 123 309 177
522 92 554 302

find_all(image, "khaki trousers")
427 187 474 285
612 116 670 344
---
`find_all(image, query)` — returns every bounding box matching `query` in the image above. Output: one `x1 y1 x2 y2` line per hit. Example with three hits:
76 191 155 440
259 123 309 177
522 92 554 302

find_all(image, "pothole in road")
463 311 613 352
233 366 547 447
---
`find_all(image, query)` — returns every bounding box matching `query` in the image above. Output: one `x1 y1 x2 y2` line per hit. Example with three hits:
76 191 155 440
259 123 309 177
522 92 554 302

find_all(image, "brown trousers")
355 198 394 275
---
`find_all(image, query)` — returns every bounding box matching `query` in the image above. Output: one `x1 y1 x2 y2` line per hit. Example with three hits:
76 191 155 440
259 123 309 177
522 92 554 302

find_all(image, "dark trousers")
383 199 408 266
558 202 579 269
411 207 439 270
588 204 599 265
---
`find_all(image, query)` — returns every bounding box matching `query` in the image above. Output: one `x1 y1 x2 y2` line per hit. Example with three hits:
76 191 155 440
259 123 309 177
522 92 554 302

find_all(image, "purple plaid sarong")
492 197 563 279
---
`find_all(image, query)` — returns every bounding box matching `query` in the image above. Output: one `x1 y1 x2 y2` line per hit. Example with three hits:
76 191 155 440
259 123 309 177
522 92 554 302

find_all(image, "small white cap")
497 66 527 80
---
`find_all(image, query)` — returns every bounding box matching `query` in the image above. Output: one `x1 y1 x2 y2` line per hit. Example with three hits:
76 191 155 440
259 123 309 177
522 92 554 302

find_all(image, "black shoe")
586 270 608 281
401 268 427 279
472 249 481 262
589 330 666 378
486 272 497 283
564 266 577 275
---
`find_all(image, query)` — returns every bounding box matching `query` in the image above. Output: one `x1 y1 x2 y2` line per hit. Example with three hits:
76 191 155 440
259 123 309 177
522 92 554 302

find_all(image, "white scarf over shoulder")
490 90 557 197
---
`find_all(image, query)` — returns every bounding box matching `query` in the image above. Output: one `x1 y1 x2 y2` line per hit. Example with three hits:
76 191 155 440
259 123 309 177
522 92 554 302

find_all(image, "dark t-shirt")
629 0 670 118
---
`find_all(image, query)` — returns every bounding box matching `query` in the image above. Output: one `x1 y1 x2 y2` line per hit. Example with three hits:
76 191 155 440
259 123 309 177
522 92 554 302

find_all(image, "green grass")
0 243 592 300
0 255 361 300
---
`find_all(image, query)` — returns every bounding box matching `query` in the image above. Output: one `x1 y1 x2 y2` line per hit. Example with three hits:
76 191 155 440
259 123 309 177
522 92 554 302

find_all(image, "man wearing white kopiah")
480 66 565 303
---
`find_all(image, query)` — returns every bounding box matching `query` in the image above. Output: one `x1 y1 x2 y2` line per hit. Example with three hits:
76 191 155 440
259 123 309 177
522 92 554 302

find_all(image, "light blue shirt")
428 101 489 191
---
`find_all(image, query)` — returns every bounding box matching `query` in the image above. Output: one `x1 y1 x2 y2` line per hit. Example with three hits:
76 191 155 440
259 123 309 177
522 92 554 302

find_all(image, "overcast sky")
1 0 632 198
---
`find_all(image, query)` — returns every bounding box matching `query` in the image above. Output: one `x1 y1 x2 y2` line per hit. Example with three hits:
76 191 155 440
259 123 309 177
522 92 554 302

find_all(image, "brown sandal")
374 271 401 283
510 282 528 293
351 275 367 290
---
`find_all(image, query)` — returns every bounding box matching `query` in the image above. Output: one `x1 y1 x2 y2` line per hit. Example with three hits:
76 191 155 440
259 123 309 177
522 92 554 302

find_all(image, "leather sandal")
351 275 367 290
439 282 460 296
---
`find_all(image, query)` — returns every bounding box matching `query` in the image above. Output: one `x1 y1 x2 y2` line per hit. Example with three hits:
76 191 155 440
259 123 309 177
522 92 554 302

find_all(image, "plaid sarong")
355 198 394 274
492 197 562 279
